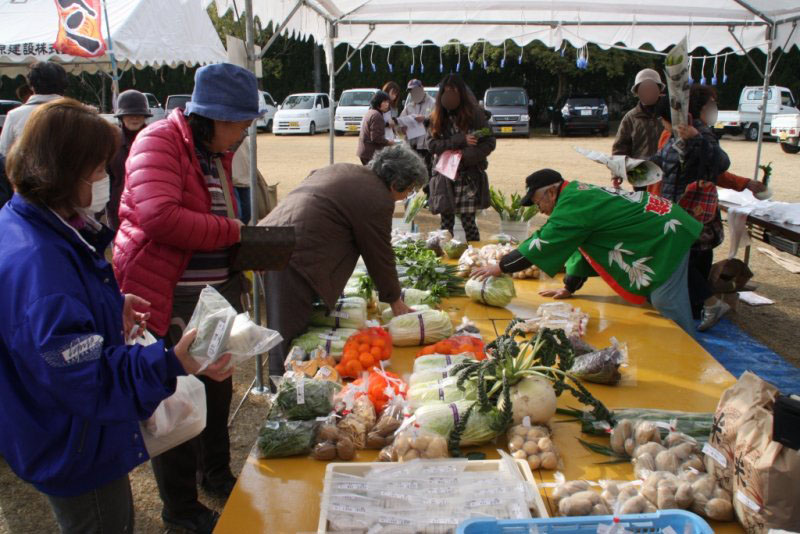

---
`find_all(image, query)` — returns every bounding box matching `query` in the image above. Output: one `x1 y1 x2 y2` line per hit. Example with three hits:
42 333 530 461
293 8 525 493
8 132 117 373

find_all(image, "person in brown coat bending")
357 90 394 164
259 144 427 375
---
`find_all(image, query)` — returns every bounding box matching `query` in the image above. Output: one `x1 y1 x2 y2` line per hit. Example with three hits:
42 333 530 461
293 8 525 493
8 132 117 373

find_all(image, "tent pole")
328 21 336 164
753 25 774 181
101 0 119 112
245 0 267 396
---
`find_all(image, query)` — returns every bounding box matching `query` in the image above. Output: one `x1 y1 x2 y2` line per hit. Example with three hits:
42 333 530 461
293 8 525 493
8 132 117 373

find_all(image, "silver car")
481 87 532 137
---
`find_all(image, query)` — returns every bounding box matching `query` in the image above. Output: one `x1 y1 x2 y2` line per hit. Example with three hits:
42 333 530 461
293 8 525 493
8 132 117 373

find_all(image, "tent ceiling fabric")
0 0 227 77
215 0 800 54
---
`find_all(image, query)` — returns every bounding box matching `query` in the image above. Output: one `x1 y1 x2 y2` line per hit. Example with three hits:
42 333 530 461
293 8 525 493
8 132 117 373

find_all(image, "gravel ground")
1 129 797 534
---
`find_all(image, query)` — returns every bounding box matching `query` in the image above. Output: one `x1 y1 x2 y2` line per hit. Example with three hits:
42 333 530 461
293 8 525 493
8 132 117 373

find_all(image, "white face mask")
78 175 110 218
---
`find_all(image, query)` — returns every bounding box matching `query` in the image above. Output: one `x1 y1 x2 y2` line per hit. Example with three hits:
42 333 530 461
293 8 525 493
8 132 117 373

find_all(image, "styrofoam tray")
317 459 549 533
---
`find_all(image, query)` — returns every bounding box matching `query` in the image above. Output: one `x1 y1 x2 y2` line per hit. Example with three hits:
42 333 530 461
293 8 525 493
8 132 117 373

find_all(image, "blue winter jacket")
0 194 186 497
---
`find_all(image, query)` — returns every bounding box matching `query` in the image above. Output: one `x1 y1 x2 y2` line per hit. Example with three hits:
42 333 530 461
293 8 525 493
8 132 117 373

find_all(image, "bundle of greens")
404 192 428 224
257 419 319 459
394 241 465 299
626 164 650 186
471 127 492 139
489 187 539 222
271 375 341 420
289 327 357 359
465 275 517 307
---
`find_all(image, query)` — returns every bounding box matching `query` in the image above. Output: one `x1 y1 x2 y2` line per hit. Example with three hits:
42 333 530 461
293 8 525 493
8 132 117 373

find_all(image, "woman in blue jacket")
0 98 233 533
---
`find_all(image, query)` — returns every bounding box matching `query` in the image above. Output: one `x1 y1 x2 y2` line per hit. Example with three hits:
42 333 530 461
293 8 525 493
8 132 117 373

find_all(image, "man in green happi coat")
474 169 701 334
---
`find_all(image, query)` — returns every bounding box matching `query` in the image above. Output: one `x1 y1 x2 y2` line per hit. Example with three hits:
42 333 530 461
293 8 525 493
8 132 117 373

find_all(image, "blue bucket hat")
185 63 264 121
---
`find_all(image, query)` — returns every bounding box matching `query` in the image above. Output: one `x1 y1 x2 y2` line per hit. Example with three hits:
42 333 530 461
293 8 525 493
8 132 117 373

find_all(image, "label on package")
296 377 305 405
702 442 727 467
328 310 350 319
736 490 761 512
318 333 341 341
207 318 230 358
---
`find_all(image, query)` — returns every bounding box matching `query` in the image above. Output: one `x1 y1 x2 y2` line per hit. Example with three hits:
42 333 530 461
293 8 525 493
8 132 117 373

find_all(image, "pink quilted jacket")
113 109 240 336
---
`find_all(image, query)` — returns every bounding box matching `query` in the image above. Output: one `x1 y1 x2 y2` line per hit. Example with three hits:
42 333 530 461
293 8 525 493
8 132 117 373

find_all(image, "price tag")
328 310 350 319
318 333 341 341
296 376 305 405
702 442 727 467
318 366 332 378
736 490 761 512
207 317 231 358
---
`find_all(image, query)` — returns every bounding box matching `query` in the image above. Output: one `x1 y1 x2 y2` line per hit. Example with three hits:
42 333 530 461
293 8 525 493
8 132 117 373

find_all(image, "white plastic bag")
128 332 207 458
141 376 207 458
186 286 283 371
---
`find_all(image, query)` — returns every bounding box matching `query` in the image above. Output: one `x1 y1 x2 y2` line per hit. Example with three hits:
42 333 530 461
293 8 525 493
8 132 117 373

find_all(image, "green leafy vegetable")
442 240 468 259
404 192 428 223
471 127 492 138
413 400 505 447
407 376 478 409
272 376 341 420
489 187 539 222
257 419 319 458
388 309 454 346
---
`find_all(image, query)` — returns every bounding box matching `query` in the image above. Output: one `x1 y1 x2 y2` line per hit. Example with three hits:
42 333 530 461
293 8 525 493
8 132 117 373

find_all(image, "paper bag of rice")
704 371 778 492
732 406 800 533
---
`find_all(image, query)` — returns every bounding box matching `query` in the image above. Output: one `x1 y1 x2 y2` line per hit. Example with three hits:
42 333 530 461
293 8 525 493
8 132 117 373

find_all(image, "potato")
510 425 527 439
540 451 559 470
624 438 635 457
537 437 553 452
553 481 590 504
634 421 660 445
633 441 666 459
312 442 337 461
522 441 539 455
366 433 387 450
572 490 601 505
394 435 411 457
527 454 541 470
600 482 619 504
402 449 420 462
425 436 449 459
559 495 594 516
705 497 734 521
512 450 527 460
527 427 549 440
670 441 696 461
508 436 525 452
412 434 430 451
675 482 694 509
657 480 678 509
378 445 394 462
620 495 648 515
691 475 716 499
633 452 656 478
592 502 611 515
336 437 356 461
318 424 340 443
655 449 679 473
681 455 705 473
610 419 633 453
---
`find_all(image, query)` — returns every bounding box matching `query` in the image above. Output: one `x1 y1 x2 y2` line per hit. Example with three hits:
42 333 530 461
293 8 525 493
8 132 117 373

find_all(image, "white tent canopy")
216 0 800 55
0 0 227 78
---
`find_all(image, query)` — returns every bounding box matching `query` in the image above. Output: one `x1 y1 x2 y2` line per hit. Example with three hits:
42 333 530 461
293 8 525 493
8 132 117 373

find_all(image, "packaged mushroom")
551 476 611 517
506 420 561 471
390 425 450 462
310 417 357 462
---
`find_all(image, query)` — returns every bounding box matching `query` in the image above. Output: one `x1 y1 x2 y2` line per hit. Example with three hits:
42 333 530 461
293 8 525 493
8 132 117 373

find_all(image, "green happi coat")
518 182 702 304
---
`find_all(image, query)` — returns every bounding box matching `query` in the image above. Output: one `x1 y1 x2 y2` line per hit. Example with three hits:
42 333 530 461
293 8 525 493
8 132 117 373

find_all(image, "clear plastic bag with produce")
407 375 477 409
289 327 357 360
390 425 450 462
388 309 454 346
271 373 341 420
408 366 456 388
569 339 627 385
257 418 320 459
416 334 486 360
425 229 448 256
551 474 613 516
310 297 368 330
366 395 407 450
412 352 474 374
465 275 516 307
442 239 468 259
337 395 376 449
506 420 561 471
185 286 282 372
336 327 392 378
311 415 357 461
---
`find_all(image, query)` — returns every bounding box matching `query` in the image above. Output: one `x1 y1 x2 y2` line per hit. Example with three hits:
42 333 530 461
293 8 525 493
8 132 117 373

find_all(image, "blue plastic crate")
457 510 713 534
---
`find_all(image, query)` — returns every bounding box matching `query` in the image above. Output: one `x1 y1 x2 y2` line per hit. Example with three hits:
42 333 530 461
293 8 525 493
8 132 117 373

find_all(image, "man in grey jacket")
260 144 427 375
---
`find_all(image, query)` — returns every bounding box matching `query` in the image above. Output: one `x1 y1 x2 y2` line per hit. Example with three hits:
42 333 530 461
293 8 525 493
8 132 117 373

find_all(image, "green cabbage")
409 367 455 387
412 353 474 374
310 297 367 329
465 276 517 307
388 309 454 346
408 376 477 409
412 400 504 446
442 240 469 259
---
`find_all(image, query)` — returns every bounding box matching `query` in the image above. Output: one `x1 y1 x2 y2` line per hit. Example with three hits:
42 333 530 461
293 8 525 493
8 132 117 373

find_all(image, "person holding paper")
357 91 395 165
399 79 436 173
426 74 496 242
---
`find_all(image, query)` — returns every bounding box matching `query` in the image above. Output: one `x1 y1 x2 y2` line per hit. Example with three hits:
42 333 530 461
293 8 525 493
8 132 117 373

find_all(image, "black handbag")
230 226 295 271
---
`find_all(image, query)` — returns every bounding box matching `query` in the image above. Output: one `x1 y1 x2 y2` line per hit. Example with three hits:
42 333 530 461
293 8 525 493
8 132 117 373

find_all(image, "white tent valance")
215 0 800 54
0 0 227 78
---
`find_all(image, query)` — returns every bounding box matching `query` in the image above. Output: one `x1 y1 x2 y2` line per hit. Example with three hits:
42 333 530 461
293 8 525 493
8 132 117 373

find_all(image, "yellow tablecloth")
215 275 742 534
